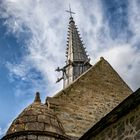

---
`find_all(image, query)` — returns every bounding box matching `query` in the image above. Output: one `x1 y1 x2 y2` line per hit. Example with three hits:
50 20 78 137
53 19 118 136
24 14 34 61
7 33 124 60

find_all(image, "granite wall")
91 104 140 140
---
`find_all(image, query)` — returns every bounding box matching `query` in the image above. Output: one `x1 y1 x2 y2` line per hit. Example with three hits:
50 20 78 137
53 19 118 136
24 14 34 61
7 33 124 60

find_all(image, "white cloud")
128 1 140 38
0 122 11 138
0 0 140 99
95 44 140 90
0 127 3 136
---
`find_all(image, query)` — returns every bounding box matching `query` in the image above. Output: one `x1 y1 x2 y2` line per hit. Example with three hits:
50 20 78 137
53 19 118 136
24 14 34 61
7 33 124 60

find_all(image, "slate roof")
66 17 89 62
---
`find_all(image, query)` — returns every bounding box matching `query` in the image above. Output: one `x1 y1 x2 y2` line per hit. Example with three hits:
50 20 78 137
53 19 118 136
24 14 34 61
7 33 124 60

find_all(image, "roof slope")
79 88 140 140
3 93 69 140
47 57 132 138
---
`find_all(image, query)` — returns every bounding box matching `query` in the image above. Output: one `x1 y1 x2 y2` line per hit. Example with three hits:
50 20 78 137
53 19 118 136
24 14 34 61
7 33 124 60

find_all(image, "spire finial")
66 4 75 18
34 92 41 103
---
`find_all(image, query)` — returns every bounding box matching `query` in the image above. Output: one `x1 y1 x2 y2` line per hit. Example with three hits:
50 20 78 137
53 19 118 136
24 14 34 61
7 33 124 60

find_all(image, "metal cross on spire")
66 4 75 17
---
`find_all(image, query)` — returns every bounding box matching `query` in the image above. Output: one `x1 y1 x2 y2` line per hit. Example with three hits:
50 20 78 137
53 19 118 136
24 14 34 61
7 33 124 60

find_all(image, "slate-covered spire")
66 16 89 63
56 8 92 88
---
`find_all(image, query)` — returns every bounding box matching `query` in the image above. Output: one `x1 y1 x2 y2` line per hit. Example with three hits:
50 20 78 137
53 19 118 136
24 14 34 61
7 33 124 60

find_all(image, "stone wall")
3 135 57 140
2 134 68 140
90 102 140 140
47 58 132 138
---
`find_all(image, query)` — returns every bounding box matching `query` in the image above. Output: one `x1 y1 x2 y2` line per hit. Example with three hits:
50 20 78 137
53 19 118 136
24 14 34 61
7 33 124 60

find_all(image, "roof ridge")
53 57 132 98
53 57 104 97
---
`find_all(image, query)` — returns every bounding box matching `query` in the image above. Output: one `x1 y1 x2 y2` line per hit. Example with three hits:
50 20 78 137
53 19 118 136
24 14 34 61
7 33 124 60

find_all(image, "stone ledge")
1 130 70 140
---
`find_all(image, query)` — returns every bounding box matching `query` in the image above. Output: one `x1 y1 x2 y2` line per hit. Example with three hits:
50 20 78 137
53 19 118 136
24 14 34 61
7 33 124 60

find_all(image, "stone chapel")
1 12 140 140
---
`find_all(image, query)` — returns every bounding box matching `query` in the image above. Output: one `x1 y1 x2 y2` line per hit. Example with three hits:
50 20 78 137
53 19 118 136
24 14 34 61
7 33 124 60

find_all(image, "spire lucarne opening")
56 8 92 88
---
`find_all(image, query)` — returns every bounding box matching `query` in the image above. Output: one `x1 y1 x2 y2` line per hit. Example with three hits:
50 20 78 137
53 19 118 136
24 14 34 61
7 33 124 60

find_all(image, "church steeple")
66 16 90 65
56 8 92 88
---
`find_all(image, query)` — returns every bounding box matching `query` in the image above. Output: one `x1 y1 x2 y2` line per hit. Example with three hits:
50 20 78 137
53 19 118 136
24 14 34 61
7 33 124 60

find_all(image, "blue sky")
0 0 140 138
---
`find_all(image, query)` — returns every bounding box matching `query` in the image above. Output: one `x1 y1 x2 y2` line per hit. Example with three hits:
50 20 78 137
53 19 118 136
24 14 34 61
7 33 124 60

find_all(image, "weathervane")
66 4 75 17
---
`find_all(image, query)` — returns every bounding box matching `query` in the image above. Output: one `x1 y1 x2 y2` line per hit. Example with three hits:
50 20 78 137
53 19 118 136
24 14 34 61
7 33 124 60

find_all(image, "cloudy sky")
0 0 140 138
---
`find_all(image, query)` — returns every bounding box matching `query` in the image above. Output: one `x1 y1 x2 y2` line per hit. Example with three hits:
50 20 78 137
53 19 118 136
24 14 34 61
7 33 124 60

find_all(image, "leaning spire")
56 6 92 88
